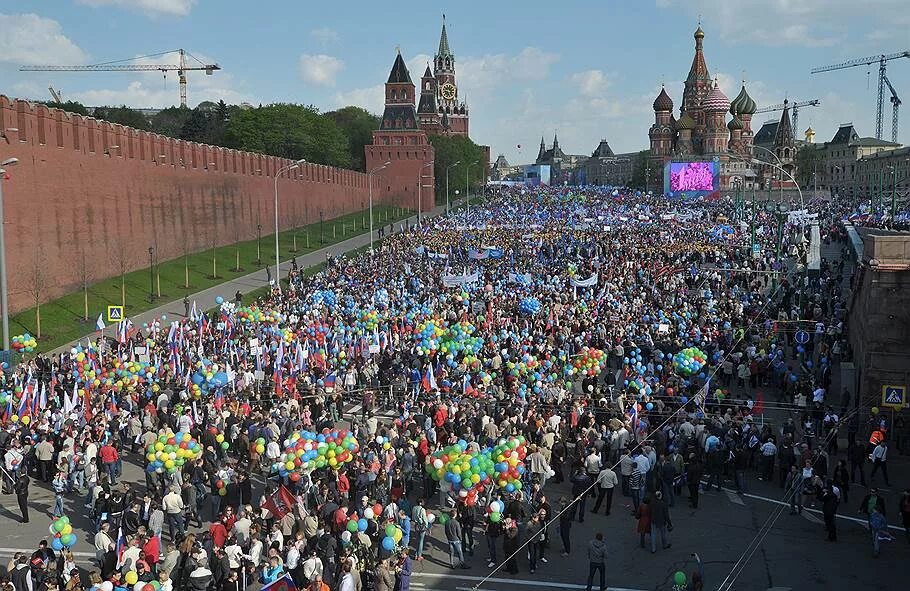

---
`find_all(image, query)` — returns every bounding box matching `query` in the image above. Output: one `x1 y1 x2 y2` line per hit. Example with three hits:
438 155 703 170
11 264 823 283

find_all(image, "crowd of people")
0 186 906 591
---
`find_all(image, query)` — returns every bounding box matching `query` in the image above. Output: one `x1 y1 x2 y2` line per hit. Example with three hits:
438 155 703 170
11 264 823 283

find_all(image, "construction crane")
883 74 901 143
811 50 910 140
48 87 63 103
20 49 220 108
754 99 821 139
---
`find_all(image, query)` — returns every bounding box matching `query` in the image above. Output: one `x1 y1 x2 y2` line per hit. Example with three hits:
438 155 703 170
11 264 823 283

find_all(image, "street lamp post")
148 247 155 303
368 161 391 251
256 224 262 265
320 210 325 245
446 160 461 215
891 166 897 218
274 159 306 286
0 157 19 349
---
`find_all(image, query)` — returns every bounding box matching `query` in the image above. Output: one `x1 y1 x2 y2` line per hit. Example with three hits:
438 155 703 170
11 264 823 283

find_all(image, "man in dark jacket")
571 468 593 522
444 511 469 569
14 473 30 523
585 532 607 591
649 491 672 553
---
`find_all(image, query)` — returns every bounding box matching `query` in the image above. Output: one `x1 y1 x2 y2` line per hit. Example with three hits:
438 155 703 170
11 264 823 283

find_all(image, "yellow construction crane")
20 49 221 108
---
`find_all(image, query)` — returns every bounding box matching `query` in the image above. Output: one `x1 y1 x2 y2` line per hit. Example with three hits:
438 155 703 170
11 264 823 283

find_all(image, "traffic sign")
794 330 810 345
881 385 908 409
107 305 124 322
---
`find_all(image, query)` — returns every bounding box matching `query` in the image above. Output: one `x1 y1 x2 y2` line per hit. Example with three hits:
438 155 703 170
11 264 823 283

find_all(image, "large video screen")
669 161 716 191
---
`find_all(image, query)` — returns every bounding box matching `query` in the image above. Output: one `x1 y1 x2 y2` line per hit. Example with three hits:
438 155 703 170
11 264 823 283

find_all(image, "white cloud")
333 84 384 115
299 54 344 87
656 0 905 48
0 13 87 65
77 0 197 17
309 27 339 44
458 47 560 98
571 70 609 98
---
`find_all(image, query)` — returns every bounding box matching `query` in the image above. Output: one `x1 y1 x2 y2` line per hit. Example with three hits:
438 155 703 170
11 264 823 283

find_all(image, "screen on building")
669 161 716 191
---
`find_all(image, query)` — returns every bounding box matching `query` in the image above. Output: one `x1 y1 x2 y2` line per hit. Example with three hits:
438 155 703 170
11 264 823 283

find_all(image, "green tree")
44 100 89 115
150 106 191 138
630 150 651 190
224 103 350 167
795 144 824 187
180 107 212 143
324 106 380 172
428 135 487 204
92 105 150 130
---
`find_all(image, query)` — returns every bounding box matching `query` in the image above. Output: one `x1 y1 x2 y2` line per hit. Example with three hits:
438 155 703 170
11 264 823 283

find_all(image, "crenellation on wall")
0 94 383 313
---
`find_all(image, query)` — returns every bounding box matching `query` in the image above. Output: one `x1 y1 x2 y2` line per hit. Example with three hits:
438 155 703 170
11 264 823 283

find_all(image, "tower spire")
438 14 451 57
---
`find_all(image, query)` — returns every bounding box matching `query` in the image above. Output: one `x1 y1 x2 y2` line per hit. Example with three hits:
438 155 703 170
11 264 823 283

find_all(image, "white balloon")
134 582 147 591
427 513 436 523
101 583 114 591
364 508 375 519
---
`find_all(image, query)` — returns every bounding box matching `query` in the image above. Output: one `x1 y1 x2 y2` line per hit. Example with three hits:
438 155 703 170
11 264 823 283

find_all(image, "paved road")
2 398 908 591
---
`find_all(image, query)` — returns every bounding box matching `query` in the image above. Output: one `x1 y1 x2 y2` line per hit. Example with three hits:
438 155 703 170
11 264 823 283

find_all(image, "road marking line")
413 573 645 590
802 511 823 524
724 487 904 532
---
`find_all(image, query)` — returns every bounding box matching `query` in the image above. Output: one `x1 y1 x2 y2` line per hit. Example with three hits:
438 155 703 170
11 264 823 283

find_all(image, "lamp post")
465 160 479 224
256 223 262 265
446 160 461 215
148 247 155 303
891 165 897 217
368 161 391 251
274 159 306 285
418 161 434 224
320 210 325 245
0 157 18 349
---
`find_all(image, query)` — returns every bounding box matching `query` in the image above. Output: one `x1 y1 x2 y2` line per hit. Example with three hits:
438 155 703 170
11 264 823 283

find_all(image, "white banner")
570 273 598 288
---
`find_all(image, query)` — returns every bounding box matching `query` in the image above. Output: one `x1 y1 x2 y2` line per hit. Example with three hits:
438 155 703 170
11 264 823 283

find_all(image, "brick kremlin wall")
0 96 409 313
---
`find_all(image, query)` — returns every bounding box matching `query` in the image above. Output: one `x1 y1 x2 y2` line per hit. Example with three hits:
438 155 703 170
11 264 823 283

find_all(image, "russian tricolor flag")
422 364 438 392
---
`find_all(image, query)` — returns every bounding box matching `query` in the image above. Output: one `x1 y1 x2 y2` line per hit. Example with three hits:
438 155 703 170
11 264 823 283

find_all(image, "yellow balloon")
125 572 138 586
20 416 30 425
10 415 18 423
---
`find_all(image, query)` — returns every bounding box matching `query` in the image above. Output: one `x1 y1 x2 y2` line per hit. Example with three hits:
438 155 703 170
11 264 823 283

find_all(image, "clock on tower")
440 82 456 101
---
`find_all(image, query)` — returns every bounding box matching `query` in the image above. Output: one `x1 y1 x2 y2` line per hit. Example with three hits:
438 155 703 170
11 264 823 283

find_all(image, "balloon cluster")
310 290 338 307
491 436 527 493
518 297 541 315
569 347 606 378
189 359 229 398
486 499 505 523
414 320 444 356
11 333 37 353
382 522 404 551
124 571 165 591
672 347 707 376
440 322 483 357
235 305 283 325
49 515 77 550
272 428 359 479
425 440 494 506
145 430 203 474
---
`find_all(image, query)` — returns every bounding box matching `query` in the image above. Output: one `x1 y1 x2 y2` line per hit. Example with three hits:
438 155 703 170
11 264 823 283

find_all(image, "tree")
23 252 48 338
109 240 132 308
92 105 150 130
795 144 824 188
630 150 652 190
427 135 487 203
75 247 93 322
180 107 212 143
44 100 89 115
324 106 380 171
150 106 192 138
224 103 351 167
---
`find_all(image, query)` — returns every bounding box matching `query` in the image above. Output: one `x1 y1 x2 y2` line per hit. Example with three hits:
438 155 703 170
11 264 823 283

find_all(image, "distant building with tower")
647 26 759 191
416 16 469 137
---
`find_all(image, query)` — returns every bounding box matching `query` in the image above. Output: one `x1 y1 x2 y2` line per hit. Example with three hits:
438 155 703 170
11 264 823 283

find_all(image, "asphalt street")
1 400 907 591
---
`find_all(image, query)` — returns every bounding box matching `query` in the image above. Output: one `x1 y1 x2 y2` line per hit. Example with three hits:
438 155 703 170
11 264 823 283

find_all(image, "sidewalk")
53 201 451 354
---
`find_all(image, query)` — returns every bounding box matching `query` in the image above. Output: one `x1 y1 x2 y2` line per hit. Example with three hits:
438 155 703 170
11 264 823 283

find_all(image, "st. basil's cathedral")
648 26 761 191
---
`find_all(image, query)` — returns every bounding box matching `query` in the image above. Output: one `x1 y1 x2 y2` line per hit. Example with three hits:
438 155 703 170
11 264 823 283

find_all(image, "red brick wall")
0 96 378 313
365 132 435 215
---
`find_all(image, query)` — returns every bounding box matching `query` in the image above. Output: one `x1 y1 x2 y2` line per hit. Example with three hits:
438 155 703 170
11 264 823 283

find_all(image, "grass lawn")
13 205 412 352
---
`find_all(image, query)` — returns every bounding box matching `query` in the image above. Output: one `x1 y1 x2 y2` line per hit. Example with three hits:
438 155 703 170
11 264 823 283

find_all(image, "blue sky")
2 0 909 164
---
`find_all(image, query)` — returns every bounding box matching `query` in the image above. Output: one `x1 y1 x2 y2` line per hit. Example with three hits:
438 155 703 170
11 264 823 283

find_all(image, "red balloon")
666 387 674 396
215 479 224 489
373 503 383 516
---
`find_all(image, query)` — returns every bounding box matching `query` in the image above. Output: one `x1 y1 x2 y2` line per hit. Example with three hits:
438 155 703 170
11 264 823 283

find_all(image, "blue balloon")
382 536 395 551
51 538 64 551
215 296 224 305
357 518 368 532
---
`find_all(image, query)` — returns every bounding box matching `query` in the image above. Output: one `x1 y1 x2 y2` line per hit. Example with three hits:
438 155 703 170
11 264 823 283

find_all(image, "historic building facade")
417 16 469 137
648 26 759 191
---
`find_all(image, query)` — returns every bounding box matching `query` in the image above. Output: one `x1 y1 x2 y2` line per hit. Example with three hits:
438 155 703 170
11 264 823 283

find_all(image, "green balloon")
673 572 687 586
220 441 229 449
347 520 359 533
489 512 501 523
385 524 398 538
